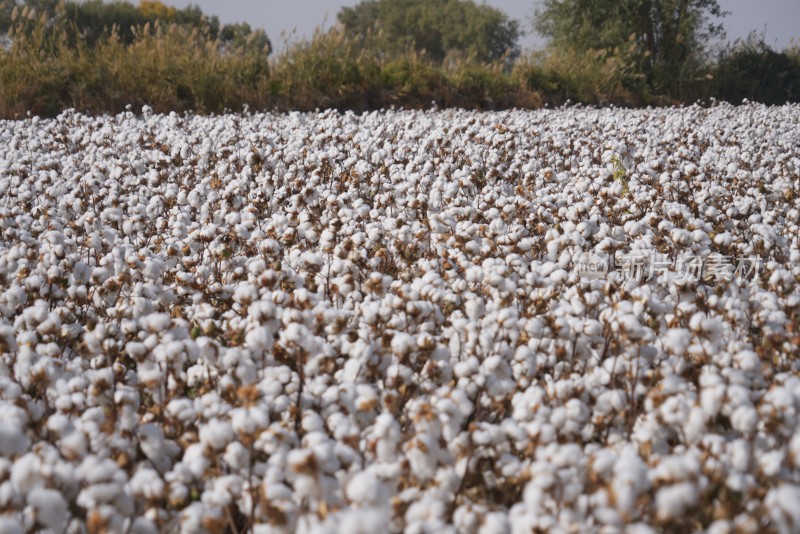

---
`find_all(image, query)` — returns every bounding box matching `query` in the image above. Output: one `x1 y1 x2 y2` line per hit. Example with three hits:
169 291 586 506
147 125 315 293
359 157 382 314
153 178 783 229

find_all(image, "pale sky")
162 0 799 52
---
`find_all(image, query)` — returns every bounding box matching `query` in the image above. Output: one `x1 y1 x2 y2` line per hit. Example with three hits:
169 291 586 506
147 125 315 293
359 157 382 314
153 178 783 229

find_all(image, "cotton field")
0 103 799 534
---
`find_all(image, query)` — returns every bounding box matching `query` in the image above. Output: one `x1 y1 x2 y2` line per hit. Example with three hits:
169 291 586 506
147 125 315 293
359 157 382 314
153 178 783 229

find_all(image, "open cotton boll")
0 422 29 457
346 471 389 506
655 482 698 521
199 419 235 450
27 488 68 532
128 467 165 501
766 484 800 534
11 453 44 496
730 405 759 435
334 507 390 534
0 517 23 534
3 102 800 533
662 328 692 355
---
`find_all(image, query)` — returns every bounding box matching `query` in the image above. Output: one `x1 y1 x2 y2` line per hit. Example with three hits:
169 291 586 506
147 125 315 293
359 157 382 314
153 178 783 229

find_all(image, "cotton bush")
0 103 798 531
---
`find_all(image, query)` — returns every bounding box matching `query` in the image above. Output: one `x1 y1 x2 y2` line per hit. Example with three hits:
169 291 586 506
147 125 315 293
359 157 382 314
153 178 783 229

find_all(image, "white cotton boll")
262 481 293 501
612 447 649 519
337 507 390 534
139 423 172 472
231 407 269 436
662 328 691 355
234 283 259 306
141 313 171 333
245 326 274 353
59 430 88 460
626 524 657 534
729 439 750 473
223 442 250 472
478 512 510 534
391 332 415 356
684 406 707 443
655 482 698 520
405 496 447 526
706 520 732 534
199 419 234 450
759 450 784 478
0 422 29 457
129 468 165 500
27 488 68 532
766 484 800 534
0 517 23 534
183 443 211 478
730 405 758 435
346 471 388 506
179 502 206 533
130 517 159 534
582 319 603 338
734 350 760 374
11 453 44 496
406 439 438 482
790 433 800 466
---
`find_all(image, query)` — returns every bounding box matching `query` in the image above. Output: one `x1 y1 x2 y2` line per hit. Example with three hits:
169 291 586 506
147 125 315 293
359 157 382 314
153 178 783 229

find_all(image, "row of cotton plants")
0 103 799 533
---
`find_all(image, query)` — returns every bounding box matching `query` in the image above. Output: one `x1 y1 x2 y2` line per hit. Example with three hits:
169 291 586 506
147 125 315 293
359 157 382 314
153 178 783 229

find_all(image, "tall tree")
338 0 520 63
534 0 726 93
1 1 270 53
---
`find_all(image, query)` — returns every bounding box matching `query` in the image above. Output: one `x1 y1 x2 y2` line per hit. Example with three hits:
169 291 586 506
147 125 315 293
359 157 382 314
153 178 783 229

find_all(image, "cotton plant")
0 102 798 532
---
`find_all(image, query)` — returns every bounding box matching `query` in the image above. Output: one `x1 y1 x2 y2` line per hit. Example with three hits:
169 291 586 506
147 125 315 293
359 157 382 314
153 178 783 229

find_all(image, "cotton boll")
26 488 68 532
129 517 159 534
129 468 165 501
0 517 23 534
59 430 88 460
611 446 649 519
766 484 800 534
0 422 29 457
734 350 760 374
139 423 171 471
11 453 44 496
346 471 389 507
627 524 658 534
199 419 234 450
245 326 274 353
789 433 800 467
337 507 390 534
182 443 211 479
662 328 692 355
478 512 510 534
655 482 698 521
730 405 758 435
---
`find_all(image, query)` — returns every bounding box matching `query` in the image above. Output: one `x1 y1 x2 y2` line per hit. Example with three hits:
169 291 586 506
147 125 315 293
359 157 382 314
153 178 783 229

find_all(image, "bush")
0 1 798 119
712 37 800 105
512 48 645 106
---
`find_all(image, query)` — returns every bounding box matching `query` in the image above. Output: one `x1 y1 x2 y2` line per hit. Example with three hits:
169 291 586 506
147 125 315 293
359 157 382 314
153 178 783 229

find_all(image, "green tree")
337 0 520 63
1 1 270 53
713 34 800 105
534 0 726 95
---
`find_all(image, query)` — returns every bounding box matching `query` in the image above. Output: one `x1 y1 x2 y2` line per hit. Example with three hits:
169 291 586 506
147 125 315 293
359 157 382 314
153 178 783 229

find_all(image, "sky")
161 0 799 52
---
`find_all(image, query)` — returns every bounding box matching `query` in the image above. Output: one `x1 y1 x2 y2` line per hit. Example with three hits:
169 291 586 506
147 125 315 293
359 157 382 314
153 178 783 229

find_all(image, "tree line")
0 0 797 118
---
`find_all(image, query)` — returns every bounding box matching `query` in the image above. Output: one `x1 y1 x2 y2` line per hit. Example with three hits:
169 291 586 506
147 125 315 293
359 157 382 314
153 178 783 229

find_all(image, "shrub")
712 37 800 105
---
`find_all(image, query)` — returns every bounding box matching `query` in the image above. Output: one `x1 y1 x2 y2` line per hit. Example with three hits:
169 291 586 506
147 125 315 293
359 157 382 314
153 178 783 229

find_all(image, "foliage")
337 0 520 64
534 0 726 96
0 0 270 52
712 35 800 105
512 46 644 105
0 0 798 118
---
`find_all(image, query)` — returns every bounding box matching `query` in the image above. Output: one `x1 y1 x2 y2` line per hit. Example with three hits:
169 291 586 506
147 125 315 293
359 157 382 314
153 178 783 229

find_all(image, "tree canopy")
534 0 727 93
337 0 520 63
0 0 270 53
